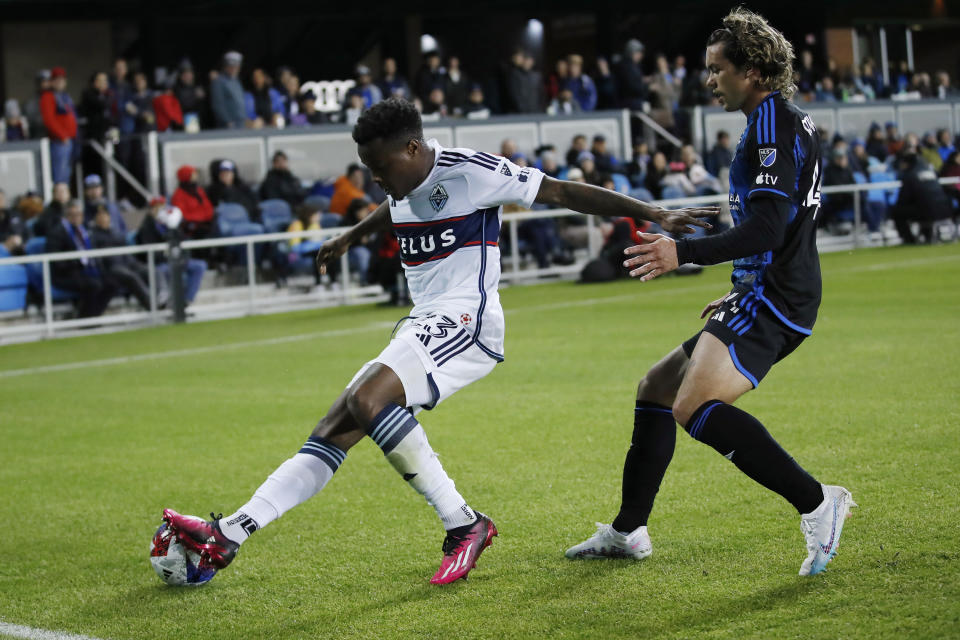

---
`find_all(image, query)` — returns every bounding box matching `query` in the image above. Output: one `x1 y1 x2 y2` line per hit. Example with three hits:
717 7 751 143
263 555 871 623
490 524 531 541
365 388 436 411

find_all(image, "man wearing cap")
463 82 490 119
614 39 648 110
211 51 247 129
46 199 115 318
40 67 78 184
82 174 126 232
172 165 215 240
207 159 259 220
291 91 327 126
355 65 383 109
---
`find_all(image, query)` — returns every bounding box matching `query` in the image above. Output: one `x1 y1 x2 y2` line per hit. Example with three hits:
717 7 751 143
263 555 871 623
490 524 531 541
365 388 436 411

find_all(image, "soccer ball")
149 522 218 586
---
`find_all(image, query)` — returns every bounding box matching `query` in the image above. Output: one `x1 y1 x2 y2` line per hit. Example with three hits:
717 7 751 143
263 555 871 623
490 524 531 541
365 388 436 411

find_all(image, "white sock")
219 438 346 544
368 403 476 530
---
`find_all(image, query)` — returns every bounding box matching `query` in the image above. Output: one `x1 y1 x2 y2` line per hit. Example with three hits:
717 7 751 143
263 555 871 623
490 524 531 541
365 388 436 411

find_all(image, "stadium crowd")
2 44 960 319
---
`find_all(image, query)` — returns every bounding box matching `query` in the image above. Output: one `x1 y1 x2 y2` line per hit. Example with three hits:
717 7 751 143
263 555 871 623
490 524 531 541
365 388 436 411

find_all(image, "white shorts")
348 312 499 412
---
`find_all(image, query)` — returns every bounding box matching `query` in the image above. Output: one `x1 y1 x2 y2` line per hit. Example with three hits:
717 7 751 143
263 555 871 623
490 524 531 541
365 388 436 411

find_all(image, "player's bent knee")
672 396 699 431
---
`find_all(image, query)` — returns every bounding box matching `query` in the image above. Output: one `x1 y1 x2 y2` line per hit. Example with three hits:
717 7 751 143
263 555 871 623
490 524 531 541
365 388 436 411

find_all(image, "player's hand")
623 232 678 281
315 234 351 275
700 295 727 319
649 205 717 235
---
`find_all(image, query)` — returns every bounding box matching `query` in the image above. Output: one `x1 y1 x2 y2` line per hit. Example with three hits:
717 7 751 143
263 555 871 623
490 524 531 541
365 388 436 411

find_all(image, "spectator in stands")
865 123 888 162
856 61 883 99
936 129 955 162
538 150 561 178
23 70 50 139
286 205 322 248
940 150 960 211
1 233 24 258
463 83 491 119
14 190 44 227
341 197 374 280
280 73 302 123
41 67 78 185
1 99 28 142
910 72 933 98
503 48 539 114
33 182 71 238
648 53 677 133
814 76 838 102
891 149 953 244
153 76 184 132
245 68 283 128
79 71 115 174
546 58 568 102
415 51 446 105
110 58 131 102
174 60 205 131
343 89 366 127
121 71 155 133
680 144 722 195
920 132 944 171
626 140 650 186
291 91 327 126
171 165 215 240
137 197 206 304
90 205 152 309
797 50 817 96
614 39 647 110
576 151 601 186
0 189 24 241
445 56 468 116
330 163 371 214
422 85 448 118
524 53 545 111
565 134 588 167
211 51 247 129
378 57 410 100
206 159 260 220
547 87 581 116
82 174 125 232
354 65 384 109
893 61 912 94
594 57 618 111
821 147 857 230
886 122 904 157
260 151 307 206
935 71 958 99
590 135 619 174
500 139 518 159
563 54 597 112
644 151 669 200
705 130 733 177
47 200 115 317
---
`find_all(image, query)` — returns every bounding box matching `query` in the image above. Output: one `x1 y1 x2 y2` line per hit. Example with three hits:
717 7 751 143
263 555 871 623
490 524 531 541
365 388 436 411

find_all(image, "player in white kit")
162 98 715 585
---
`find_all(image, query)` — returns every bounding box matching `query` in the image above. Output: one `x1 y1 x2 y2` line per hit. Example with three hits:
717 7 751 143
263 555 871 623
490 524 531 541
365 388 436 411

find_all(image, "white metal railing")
1 176 958 341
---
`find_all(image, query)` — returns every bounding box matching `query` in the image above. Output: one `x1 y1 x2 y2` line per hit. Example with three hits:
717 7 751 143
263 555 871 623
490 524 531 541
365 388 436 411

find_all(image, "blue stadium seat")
260 199 294 233
611 173 631 195
0 263 28 311
304 194 331 211
216 203 252 237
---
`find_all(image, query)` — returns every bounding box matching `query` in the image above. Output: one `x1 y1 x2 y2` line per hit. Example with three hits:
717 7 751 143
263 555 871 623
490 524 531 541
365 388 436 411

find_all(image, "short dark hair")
352 97 423 147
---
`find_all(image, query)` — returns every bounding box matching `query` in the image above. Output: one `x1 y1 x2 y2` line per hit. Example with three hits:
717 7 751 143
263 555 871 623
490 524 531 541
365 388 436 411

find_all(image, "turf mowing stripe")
2 250 956 380
0 621 108 640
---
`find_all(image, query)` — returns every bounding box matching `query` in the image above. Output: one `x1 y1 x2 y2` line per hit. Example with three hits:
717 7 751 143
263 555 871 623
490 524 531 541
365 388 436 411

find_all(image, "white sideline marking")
0 621 107 640
1 251 956 380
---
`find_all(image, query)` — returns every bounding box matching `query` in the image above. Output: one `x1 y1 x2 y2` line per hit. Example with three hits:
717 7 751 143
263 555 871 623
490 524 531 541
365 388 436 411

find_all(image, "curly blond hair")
707 6 796 99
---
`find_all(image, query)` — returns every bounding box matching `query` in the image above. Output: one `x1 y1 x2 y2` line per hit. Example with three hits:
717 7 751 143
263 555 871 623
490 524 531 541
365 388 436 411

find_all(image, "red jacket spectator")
172 165 214 224
39 88 77 141
153 93 183 132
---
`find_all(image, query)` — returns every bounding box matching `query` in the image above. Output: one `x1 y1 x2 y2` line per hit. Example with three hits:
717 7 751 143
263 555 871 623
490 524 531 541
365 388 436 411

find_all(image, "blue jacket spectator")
82 174 125 233
211 52 247 128
563 54 597 111
244 68 285 126
354 65 384 109
377 58 410 100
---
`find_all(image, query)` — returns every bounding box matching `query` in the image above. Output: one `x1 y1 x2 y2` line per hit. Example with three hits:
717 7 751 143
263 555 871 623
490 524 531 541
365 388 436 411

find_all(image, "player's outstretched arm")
316 199 392 275
533 176 717 235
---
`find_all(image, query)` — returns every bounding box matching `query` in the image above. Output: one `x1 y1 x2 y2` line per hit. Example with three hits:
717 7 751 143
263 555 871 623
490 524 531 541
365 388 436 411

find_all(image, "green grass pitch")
1 244 959 639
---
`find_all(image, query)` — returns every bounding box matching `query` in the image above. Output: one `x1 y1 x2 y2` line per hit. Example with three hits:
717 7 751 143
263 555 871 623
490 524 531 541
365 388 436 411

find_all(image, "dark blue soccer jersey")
727 91 822 333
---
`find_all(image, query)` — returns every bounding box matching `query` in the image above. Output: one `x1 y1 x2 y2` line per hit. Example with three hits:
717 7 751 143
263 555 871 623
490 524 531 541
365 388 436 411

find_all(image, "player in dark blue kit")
566 8 855 575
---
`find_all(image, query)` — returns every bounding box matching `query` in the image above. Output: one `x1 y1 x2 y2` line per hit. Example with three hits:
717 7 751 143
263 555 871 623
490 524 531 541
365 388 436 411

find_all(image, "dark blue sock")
612 401 677 532
685 400 822 514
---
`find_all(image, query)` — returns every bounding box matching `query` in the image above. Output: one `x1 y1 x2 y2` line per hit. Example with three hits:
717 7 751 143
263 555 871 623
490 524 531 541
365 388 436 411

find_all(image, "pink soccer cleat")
162 509 240 570
430 512 498 585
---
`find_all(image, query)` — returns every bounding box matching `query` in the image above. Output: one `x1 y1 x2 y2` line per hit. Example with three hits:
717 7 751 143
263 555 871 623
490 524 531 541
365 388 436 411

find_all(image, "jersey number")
806 159 822 214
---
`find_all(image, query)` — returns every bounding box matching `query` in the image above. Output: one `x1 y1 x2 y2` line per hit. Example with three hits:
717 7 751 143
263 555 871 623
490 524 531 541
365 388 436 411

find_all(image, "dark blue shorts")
681 290 807 388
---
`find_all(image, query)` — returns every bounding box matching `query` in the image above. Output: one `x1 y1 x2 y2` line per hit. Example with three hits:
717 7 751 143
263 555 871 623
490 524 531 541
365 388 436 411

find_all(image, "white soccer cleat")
565 523 652 559
799 484 857 576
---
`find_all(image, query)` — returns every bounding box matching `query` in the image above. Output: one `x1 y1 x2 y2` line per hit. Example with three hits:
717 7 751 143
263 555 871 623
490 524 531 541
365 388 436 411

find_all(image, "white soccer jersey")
389 139 544 360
